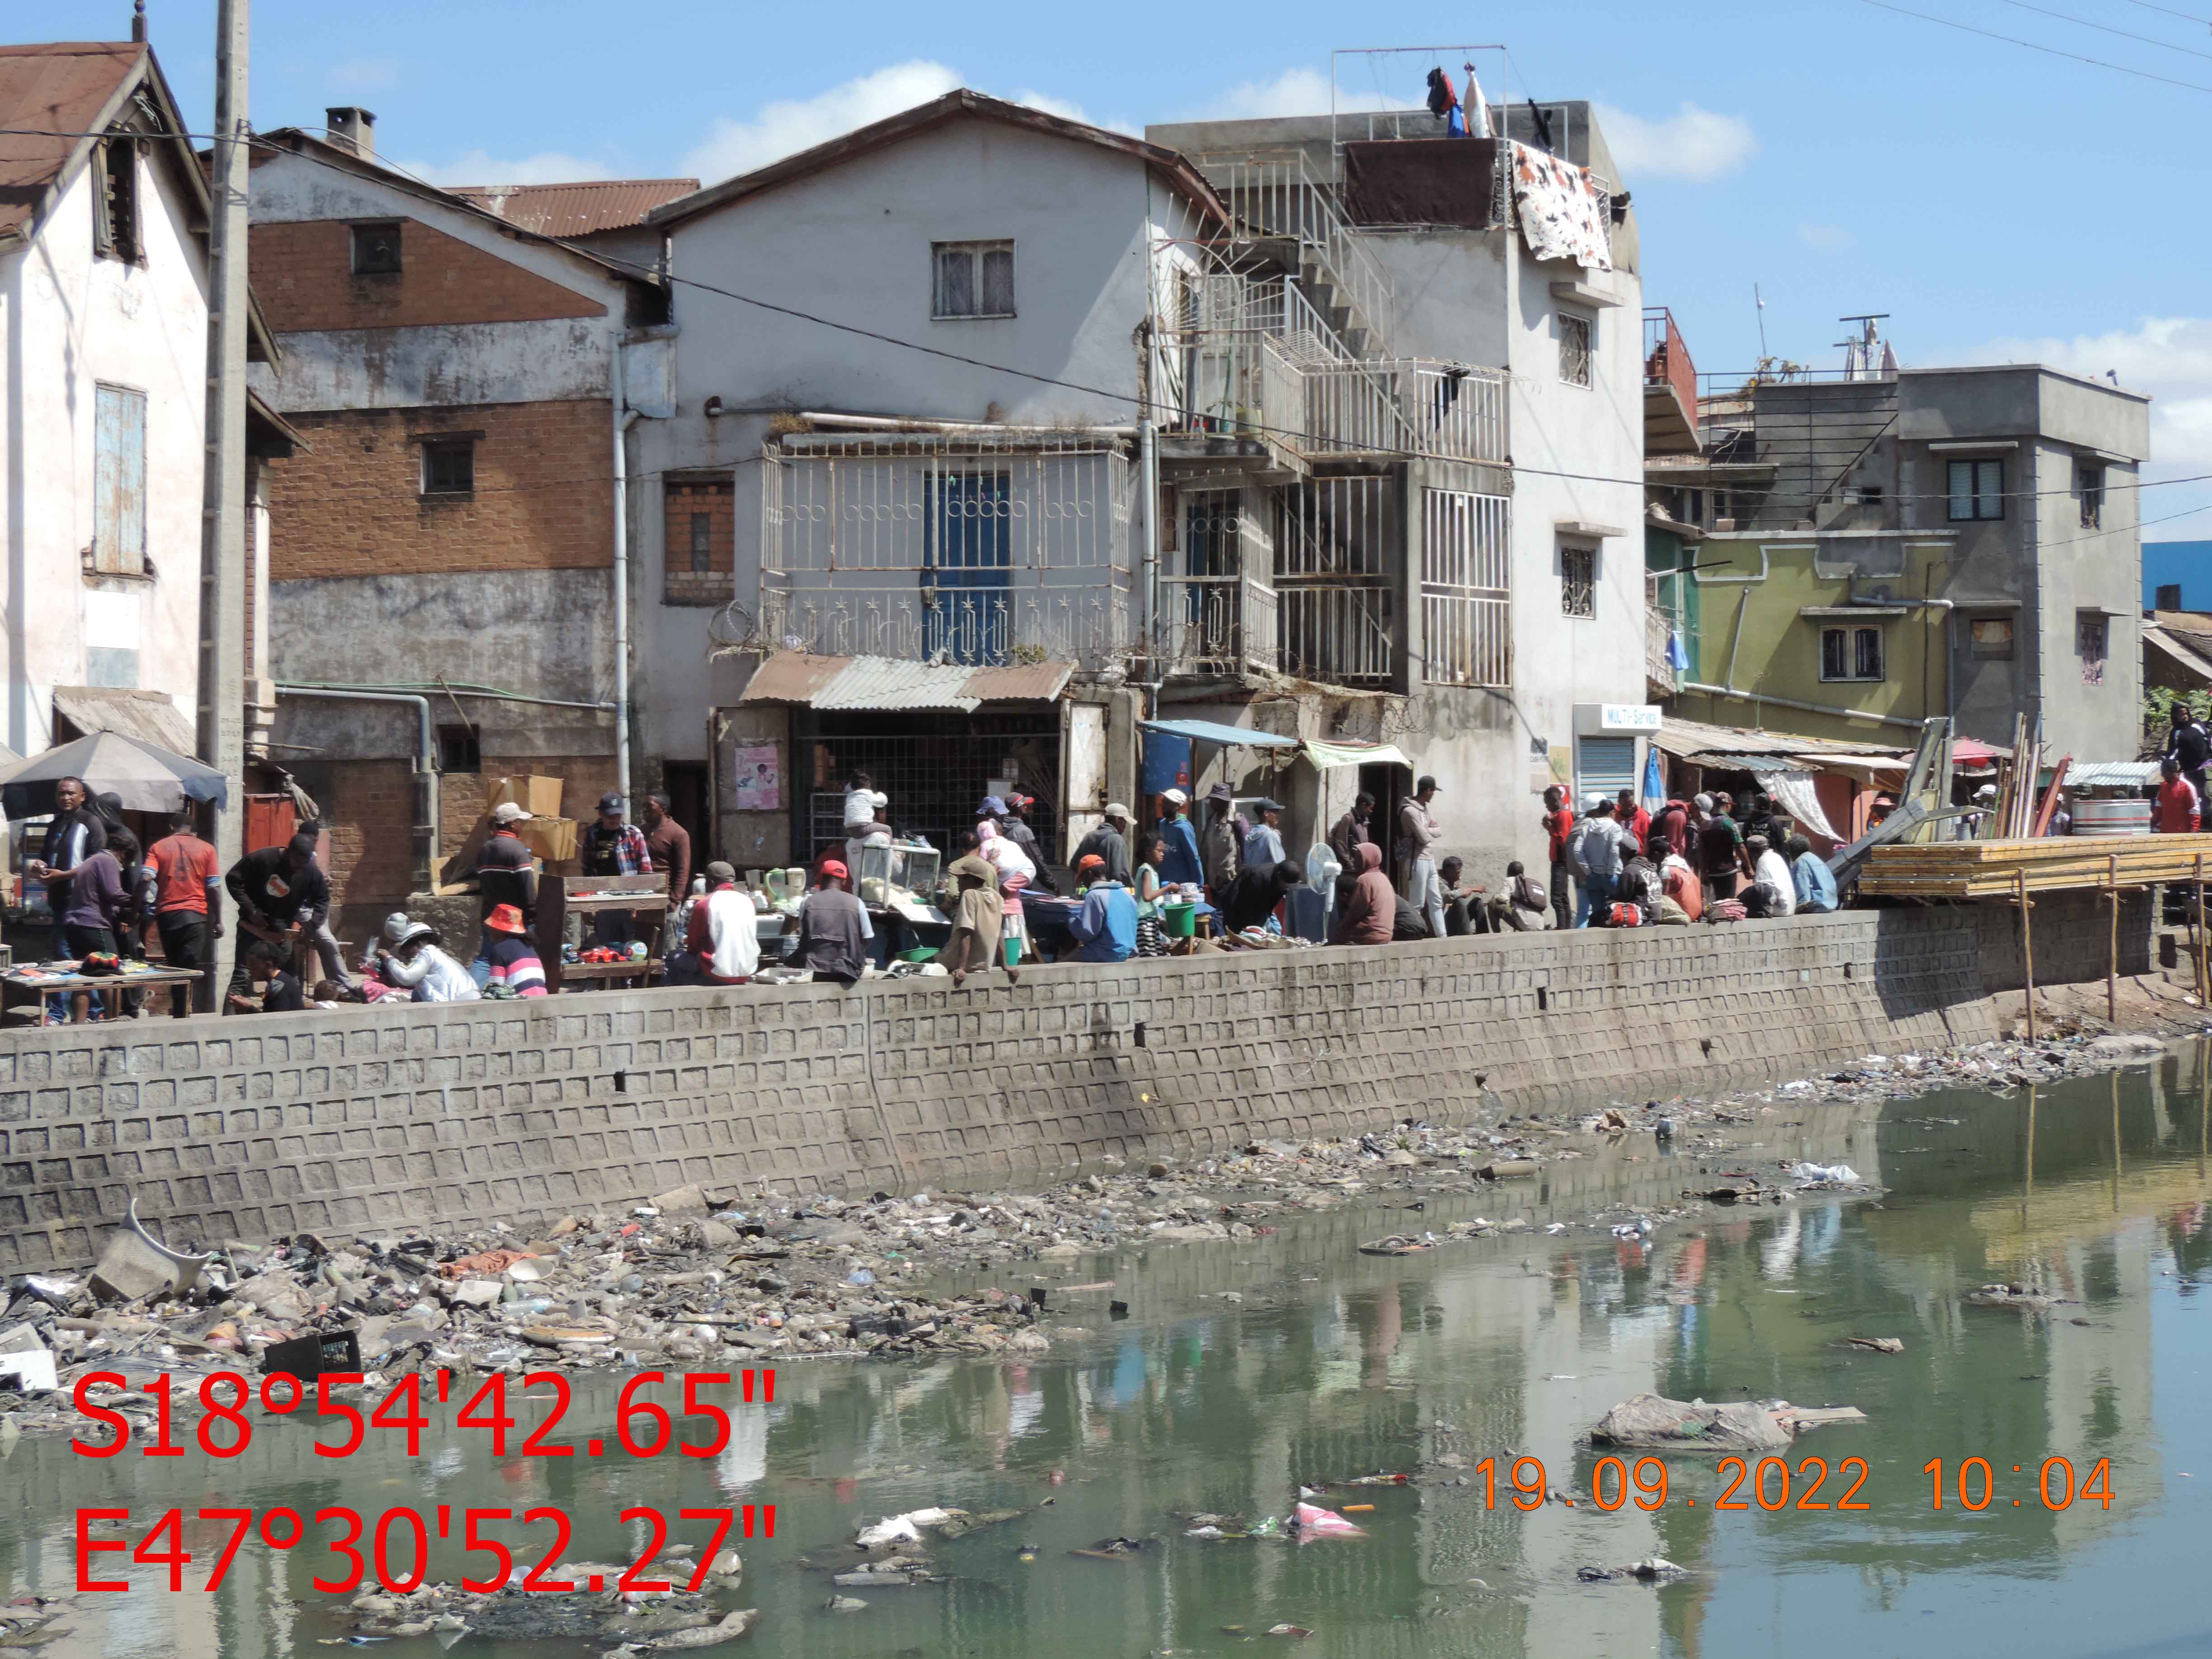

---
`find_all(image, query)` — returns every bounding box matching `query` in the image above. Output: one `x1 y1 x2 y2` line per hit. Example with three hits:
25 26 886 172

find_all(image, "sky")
43 0 2212 531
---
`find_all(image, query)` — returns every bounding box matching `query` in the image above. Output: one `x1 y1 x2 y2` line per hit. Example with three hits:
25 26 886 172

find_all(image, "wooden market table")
535 872 669 993
2 962 204 1025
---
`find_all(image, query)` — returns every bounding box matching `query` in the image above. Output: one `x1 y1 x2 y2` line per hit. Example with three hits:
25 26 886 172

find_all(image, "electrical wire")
2 122 2189 511
1996 0 2212 62
2121 0 2212 27
1861 0 2212 93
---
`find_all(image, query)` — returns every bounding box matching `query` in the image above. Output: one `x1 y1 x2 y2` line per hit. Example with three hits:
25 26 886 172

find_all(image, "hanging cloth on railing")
1509 142 1612 271
1462 63 1493 138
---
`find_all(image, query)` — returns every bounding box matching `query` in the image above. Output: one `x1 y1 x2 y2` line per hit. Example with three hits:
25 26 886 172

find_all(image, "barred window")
1819 625 1885 682
933 240 1014 318
1559 312 1593 387
1420 488 1510 686
1561 545 1597 619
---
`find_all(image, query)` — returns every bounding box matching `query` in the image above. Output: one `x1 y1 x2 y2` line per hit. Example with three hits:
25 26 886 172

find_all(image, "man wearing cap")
1242 799 1288 870
1069 853 1138 964
1398 775 1445 937
580 790 652 946
1693 792 1750 901
1200 782 1240 896
1073 803 1134 886
480 903 548 996
793 858 870 984
222 833 328 1012
374 914 479 1003
473 800 540 985
673 861 758 986
1573 797 1634 927
940 845 1014 988
1157 787 1203 888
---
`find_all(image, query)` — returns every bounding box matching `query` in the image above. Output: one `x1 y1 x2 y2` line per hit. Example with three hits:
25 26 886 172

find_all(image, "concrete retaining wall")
0 893 2151 1271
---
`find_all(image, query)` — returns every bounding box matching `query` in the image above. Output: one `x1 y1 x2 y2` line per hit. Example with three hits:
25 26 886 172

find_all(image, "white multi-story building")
0 39 288 764
630 87 1646 881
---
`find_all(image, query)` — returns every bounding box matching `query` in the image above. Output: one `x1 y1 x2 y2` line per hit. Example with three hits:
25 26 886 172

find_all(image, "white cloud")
400 148 616 187
1188 67 1413 122
1593 101 1757 183
681 60 963 184
1950 316 2212 471
1798 221 1855 253
325 56 398 94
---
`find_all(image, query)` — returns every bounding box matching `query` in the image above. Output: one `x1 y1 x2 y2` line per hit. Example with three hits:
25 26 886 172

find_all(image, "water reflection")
7 1049 2212 1658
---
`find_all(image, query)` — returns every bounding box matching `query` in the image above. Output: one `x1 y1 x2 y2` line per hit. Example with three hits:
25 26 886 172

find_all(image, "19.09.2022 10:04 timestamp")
1471 1455 2117 1511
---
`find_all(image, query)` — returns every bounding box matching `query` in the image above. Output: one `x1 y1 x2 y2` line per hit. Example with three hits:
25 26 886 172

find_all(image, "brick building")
246 111 684 943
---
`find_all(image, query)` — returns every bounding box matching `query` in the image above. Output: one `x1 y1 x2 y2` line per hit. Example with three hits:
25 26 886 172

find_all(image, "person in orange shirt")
2158 757 2202 833
145 810 221 1016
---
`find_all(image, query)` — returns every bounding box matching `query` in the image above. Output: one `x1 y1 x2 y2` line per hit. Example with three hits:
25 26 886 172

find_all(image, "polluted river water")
7 1045 2212 1659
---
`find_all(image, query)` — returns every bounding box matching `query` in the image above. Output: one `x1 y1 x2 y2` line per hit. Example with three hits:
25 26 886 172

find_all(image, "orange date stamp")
1469 1454 2116 1512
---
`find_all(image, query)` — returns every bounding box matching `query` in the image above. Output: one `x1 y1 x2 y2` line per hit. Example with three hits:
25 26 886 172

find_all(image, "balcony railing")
1279 583 1394 688
1645 572 1680 694
1304 359 1508 464
1161 573 1279 678
759 580 1137 672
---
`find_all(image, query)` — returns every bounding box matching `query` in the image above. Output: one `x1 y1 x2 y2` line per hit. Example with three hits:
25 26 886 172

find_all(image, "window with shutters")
932 240 1015 319
91 135 141 263
351 220 403 275
92 384 147 576
1946 458 2005 521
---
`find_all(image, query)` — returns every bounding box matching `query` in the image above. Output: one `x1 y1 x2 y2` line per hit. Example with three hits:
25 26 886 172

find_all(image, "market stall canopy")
1648 715 1912 767
1950 736 2013 764
1301 740 1412 769
2 731 230 818
50 684 197 752
736 651 1074 712
1138 718 1301 749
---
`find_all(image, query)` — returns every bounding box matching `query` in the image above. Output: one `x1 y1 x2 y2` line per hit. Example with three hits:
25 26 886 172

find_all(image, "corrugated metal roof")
51 685 196 753
450 179 699 238
1140 717 1302 750
0 43 145 240
736 651 1073 711
1650 715 1911 763
2066 761 2161 787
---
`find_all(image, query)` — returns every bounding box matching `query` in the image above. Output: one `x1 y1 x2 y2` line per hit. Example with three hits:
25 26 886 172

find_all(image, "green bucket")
1163 901 1197 938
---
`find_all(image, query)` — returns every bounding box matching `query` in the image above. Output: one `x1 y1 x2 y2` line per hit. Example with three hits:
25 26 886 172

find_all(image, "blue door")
926 471 1012 664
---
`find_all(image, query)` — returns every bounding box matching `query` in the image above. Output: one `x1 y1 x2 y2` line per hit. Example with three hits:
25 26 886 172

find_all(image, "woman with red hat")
481 903 547 997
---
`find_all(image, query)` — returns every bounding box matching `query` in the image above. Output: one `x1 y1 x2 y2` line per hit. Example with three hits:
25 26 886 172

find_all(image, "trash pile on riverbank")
0 1027 2186 1440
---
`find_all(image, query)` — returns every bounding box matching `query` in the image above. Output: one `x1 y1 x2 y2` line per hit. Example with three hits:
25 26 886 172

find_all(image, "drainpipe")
1138 417 1160 676
1679 681 1931 731
275 685 437 890
613 341 636 812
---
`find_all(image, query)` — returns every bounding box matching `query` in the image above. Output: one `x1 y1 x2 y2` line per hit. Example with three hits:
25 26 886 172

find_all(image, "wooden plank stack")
1859 833 2212 898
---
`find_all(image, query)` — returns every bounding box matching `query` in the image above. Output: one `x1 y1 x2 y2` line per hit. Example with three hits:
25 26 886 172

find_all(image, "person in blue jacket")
1069 853 1138 963
1787 834 1840 914
1157 787 1203 888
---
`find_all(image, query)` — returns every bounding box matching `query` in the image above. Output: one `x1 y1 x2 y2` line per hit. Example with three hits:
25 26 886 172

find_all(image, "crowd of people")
16 759 1861 1022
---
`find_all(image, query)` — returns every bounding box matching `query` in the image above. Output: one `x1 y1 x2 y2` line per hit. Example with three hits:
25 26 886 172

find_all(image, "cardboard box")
520 816 579 864
491 775 565 819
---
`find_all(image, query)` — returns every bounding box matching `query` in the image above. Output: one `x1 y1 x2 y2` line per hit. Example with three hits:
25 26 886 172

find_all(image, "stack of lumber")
1860 834 2212 898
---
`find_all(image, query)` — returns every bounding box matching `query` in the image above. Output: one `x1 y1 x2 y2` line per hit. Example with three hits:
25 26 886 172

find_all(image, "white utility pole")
195 0 249 1010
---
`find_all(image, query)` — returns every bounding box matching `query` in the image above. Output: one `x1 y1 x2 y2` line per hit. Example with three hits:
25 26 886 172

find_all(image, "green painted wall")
1672 534 1948 745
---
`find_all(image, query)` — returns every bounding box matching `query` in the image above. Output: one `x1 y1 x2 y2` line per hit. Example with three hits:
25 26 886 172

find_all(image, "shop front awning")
52 684 197 753
1138 718 1301 749
737 651 1075 712
1301 740 1412 770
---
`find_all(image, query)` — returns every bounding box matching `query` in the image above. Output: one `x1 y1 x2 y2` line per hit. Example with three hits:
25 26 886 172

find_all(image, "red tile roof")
448 178 698 239
0 41 145 240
